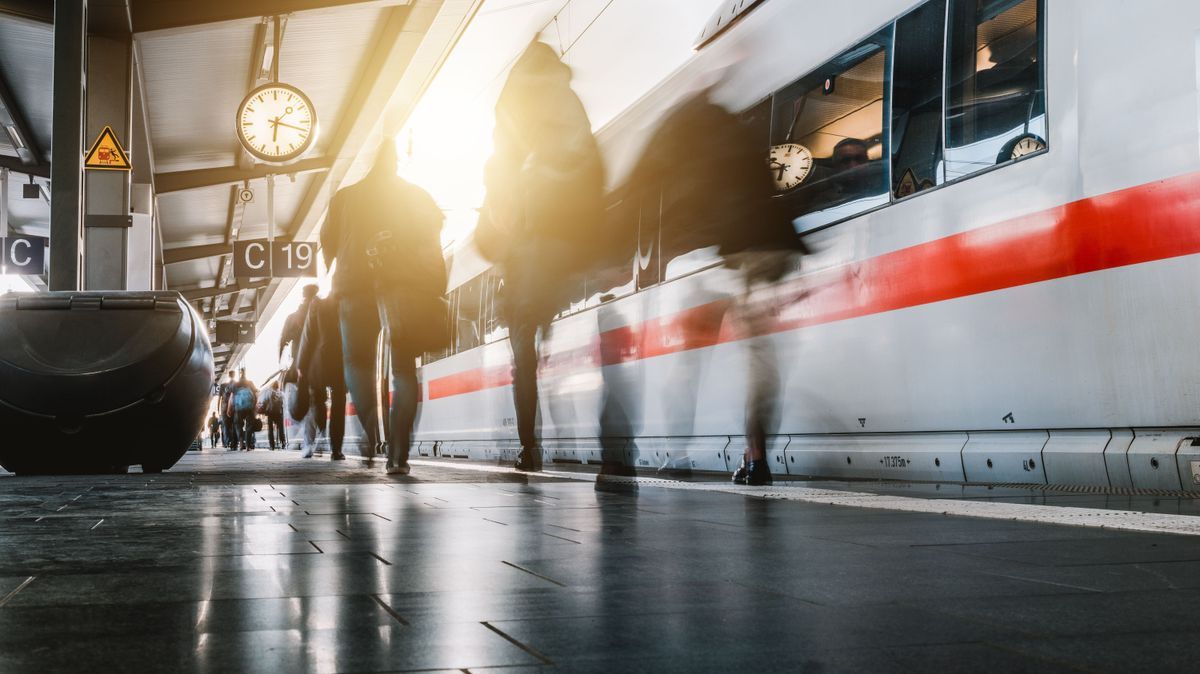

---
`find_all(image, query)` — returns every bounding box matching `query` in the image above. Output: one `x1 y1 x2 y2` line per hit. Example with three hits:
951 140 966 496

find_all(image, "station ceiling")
0 0 480 372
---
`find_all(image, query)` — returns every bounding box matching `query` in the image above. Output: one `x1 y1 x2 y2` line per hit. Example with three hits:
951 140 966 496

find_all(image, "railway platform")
1 450 1198 673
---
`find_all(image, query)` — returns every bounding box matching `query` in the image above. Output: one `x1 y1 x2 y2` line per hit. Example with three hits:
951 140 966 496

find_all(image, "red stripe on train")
427 171 1200 401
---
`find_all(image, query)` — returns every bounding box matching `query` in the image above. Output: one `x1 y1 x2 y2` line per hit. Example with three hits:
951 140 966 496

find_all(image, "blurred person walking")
297 289 349 461
625 90 807 486
207 412 221 448
218 370 237 450
477 40 605 472
321 139 448 474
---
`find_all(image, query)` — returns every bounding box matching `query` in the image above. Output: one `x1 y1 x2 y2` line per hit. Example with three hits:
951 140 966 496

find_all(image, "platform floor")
2 450 1199 673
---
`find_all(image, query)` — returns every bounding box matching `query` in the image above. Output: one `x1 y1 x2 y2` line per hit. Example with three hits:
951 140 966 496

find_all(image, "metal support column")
49 0 88 291
83 32 133 290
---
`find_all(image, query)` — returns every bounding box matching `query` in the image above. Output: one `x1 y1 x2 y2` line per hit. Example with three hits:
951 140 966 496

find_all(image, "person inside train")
207 411 221 448
227 369 260 452
296 288 348 461
320 138 448 475
476 40 606 472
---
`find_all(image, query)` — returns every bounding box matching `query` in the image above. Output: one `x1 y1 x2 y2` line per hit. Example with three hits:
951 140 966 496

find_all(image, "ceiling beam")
0 0 51 23
0 69 44 165
131 0 406 33
0 155 48 179
181 279 271 301
163 242 231 265
155 156 331 194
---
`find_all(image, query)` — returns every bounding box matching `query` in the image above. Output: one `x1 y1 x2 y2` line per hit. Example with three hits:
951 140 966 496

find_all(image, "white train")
347 0 1200 491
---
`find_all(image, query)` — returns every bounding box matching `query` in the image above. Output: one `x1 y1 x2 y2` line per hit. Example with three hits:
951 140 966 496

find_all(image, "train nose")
0 291 214 474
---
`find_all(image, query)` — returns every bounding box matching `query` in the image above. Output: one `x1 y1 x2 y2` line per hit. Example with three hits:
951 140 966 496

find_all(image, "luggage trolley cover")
0 291 214 474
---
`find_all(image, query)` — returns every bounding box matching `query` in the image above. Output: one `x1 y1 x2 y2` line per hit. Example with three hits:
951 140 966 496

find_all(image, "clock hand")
272 120 308 133
272 117 279 143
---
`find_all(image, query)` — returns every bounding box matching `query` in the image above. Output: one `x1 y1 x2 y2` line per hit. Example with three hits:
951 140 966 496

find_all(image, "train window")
944 0 1046 181
891 0 947 199
481 271 508 344
771 28 892 233
635 187 662 290
584 195 638 308
451 274 484 354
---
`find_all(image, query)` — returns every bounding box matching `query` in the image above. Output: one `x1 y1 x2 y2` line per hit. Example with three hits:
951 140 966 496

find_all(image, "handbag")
286 381 309 422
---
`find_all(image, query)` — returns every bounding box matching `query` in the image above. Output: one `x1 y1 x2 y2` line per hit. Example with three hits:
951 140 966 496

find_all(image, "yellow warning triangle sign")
83 125 131 171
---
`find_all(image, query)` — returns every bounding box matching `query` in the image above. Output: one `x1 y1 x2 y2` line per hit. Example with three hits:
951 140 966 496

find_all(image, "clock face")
1009 134 1046 160
236 83 318 163
768 143 813 192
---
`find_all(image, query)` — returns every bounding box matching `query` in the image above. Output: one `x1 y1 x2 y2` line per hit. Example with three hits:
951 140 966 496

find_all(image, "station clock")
768 142 814 192
236 82 318 164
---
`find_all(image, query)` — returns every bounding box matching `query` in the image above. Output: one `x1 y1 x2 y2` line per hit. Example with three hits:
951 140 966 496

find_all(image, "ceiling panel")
137 19 258 174
0 17 54 161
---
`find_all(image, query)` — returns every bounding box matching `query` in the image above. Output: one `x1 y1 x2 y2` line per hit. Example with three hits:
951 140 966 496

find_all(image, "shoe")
386 463 410 476
745 460 772 486
331 453 346 461
515 447 542 472
731 457 749 485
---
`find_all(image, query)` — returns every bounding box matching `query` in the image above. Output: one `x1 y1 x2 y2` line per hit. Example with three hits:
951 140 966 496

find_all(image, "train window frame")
889 0 949 203
770 27 894 235
941 0 1047 182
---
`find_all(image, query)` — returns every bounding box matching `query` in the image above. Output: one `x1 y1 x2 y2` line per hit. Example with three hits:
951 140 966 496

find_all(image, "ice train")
343 0 1200 491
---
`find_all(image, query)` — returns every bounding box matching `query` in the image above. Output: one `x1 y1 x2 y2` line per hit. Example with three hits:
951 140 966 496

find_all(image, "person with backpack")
320 138 448 474
258 381 286 450
226 369 260 451
476 40 605 472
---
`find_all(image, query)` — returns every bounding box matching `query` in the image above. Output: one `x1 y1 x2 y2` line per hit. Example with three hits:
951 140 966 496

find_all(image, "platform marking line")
370 594 409 626
500 560 567 588
0 576 35 608
406 460 1200 537
481 621 554 665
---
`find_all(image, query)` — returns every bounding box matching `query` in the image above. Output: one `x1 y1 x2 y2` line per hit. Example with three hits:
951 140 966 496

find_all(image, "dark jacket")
297 295 344 390
478 41 605 324
624 91 807 276
320 172 446 299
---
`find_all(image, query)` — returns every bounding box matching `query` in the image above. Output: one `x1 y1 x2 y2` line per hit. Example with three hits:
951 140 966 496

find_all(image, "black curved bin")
0 291 214 474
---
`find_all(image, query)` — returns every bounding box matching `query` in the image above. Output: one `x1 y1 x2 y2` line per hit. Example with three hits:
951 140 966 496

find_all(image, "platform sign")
0 236 47 275
83 125 132 171
214 320 255 345
233 239 317 278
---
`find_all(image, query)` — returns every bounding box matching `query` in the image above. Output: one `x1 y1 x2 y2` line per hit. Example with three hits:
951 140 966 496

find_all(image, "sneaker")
331 453 346 461
386 463 410 476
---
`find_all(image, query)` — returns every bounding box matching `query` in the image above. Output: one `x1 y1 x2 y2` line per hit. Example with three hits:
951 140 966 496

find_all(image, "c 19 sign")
0 236 48 275
233 239 317 279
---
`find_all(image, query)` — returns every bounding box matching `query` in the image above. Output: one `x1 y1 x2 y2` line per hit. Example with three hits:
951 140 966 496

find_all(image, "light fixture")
4 124 24 150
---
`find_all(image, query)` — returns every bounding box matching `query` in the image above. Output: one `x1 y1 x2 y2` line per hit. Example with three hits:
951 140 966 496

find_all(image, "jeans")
234 410 255 449
340 293 419 468
507 318 542 451
267 412 285 449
